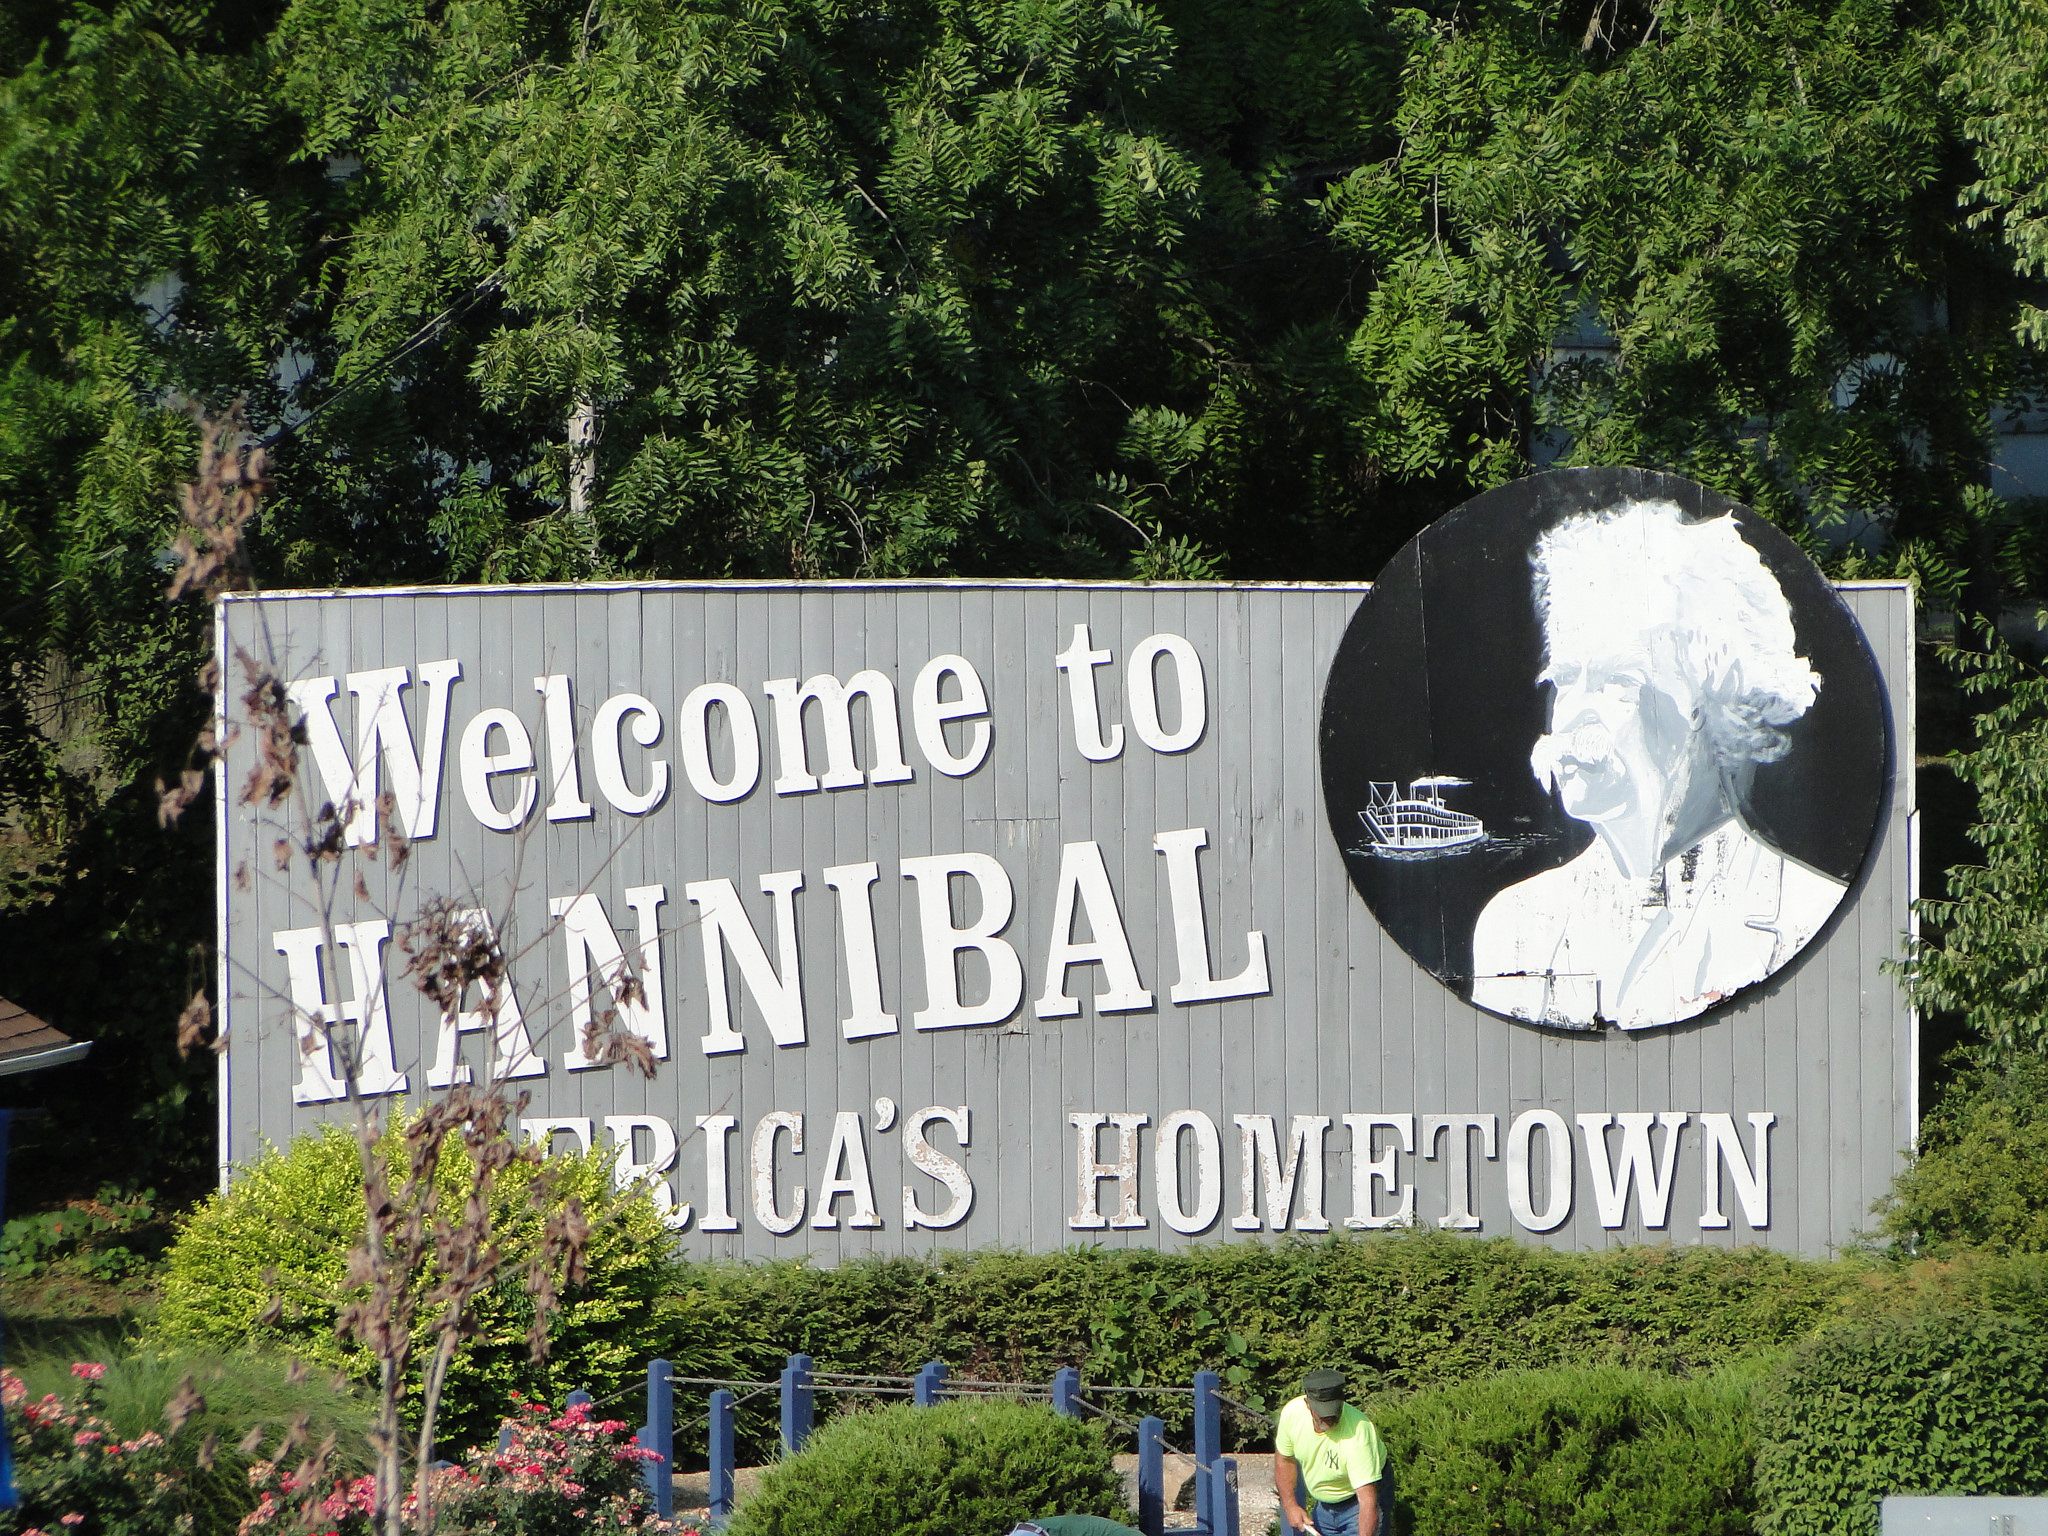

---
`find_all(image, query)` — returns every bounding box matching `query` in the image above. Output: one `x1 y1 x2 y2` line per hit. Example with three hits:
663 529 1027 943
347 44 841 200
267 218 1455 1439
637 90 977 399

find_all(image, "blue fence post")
1208 1455 1239 1536
1192 1370 1221 1536
780 1353 814 1454
643 1359 673 1517
1136 1414 1165 1536
1050 1366 1081 1418
914 1360 948 1406
567 1388 593 1411
496 1424 514 1454
708 1389 736 1529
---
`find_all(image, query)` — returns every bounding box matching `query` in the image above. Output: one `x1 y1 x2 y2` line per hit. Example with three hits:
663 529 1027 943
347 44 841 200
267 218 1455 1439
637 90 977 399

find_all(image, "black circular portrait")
1319 467 1889 1032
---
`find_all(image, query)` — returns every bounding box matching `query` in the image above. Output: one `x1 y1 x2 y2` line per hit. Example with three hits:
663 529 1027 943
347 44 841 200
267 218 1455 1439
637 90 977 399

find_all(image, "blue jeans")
1310 1497 1360 1536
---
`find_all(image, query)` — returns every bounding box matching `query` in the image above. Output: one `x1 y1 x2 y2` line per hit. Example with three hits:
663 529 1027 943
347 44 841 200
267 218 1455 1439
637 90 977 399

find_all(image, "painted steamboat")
1359 776 1484 852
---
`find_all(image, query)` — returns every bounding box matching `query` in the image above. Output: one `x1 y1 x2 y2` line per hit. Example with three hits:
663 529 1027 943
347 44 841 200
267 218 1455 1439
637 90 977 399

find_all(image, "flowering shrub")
0 1365 197 1536
236 1398 701 1536
237 1462 425 1536
2 1364 701 1536
447 1398 698 1536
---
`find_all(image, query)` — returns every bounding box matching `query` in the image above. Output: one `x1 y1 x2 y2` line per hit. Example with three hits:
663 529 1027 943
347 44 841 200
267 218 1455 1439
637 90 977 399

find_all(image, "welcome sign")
215 470 1914 1259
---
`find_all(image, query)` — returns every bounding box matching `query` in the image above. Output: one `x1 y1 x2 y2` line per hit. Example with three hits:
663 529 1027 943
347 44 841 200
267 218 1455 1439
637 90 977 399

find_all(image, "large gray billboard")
216 573 1913 1260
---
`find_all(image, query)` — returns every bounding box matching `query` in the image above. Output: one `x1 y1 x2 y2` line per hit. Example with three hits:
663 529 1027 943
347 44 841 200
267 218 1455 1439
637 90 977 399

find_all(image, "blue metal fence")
552 1357 1246 1536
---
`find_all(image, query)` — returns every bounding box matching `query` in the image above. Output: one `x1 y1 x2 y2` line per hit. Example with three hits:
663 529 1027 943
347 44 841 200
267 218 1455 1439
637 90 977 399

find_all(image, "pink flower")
73 1430 102 1446
60 1518 85 1529
69 1362 107 1381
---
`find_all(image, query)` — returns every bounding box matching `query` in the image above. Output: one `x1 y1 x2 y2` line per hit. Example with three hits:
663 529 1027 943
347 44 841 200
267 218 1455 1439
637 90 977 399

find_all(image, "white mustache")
1531 720 1617 791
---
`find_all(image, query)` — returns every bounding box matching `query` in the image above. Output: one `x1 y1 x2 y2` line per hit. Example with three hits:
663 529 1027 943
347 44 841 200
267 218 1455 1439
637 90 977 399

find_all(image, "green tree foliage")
1907 637 2048 1063
149 1126 683 1448
727 1399 1125 1536
1945 0 2048 348
261 0 1406 583
1877 1057 2048 1255
1888 630 2048 1258
1754 1298 2048 1536
256 0 2038 588
0 0 321 1195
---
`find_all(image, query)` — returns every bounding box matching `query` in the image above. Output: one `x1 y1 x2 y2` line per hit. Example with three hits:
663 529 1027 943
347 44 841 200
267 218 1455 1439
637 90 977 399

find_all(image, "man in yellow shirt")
1273 1367 1388 1536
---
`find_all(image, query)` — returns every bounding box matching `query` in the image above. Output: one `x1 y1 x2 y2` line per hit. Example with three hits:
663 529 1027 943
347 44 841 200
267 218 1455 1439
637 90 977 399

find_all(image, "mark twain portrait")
1468 498 1849 1030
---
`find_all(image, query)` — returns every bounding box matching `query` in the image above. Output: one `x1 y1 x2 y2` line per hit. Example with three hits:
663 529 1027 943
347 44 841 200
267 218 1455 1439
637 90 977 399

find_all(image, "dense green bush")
727 1400 1124 1536
680 1231 1864 1449
1374 1358 1765 1536
1754 1303 2048 1536
150 1126 682 1448
1875 1058 2048 1256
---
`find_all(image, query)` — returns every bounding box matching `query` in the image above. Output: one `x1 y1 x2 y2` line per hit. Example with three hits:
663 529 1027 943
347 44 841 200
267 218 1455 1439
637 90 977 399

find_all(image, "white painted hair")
1532 498 1822 768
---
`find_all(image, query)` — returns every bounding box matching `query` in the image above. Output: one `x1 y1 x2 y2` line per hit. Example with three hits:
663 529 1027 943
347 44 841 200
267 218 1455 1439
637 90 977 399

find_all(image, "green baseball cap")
1303 1368 1346 1416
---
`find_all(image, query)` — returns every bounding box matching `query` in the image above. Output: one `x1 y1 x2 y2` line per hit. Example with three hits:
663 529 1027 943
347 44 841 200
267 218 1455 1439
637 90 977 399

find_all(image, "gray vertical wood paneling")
220 581 1914 1261
697 588 743 1261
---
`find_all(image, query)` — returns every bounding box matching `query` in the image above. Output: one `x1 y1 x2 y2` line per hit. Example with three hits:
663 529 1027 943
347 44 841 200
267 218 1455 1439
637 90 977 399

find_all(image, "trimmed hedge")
150 1126 682 1448
727 1399 1125 1536
1755 1300 2048 1536
679 1231 1864 1449
1376 1358 1766 1536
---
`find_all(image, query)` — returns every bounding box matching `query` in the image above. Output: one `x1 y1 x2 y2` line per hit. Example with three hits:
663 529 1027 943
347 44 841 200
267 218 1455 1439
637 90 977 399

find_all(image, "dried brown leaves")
163 1375 206 1435
525 1171 592 1365
397 899 509 1019
238 657 303 813
578 1015 658 1078
577 968 658 1079
166 408 265 605
175 989 216 1057
161 409 269 829
155 764 210 828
